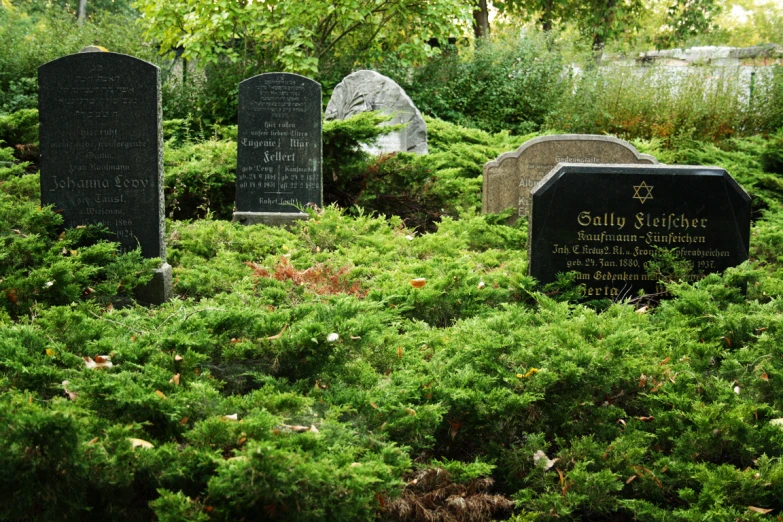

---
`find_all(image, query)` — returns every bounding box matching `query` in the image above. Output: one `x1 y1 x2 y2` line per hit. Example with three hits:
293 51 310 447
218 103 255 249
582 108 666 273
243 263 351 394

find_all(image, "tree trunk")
472 0 490 40
593 0 617 50
541 0 554 31
77 0 87 25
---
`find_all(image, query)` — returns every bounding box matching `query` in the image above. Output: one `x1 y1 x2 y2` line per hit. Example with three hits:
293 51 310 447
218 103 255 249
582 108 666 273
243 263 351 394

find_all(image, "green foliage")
547 63 776 144
387 32 567 135
0 5 156 113
761 129 783 175
3 139 783 519
4 16 783 518
0 109 38 147
653 0 722 49
0 142 29 179
15 0 138 17
0 192 160 317
133 0 471 77
161 64 242 126
644 247 695 287
164 136 237 220
323 114 528 231
322 111 396 206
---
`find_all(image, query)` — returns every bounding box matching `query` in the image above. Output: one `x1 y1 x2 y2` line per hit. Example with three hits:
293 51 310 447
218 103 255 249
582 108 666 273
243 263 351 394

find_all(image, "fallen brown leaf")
266 324 288 340
128 438 154 449
410 278 426 288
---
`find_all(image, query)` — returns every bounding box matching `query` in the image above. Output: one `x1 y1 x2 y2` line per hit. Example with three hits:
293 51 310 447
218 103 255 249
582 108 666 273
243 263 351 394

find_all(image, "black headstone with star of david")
528 163 751 299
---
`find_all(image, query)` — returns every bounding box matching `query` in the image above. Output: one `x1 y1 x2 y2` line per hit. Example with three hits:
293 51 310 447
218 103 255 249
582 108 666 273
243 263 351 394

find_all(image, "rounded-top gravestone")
325 70 428 155
483 134 657 220
39 51 164 259
234 72 322 227
38 51 170 304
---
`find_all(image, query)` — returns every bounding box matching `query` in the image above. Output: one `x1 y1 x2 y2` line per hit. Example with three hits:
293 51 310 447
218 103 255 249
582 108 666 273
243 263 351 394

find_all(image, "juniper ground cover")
3 103 783 520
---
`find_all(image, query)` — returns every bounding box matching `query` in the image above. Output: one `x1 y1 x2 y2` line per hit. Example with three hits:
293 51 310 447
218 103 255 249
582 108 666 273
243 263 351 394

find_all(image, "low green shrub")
546 63 783 144
2 44 783 518
164 138 237 220
761 128 783 175
385 31 567 135
0 191 160 317
0 108 38 145
324 114 528 231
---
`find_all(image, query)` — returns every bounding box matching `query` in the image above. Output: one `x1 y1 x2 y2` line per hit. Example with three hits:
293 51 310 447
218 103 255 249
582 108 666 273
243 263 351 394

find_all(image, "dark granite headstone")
39 52 170 303
234 73 322 226
529 164 751 298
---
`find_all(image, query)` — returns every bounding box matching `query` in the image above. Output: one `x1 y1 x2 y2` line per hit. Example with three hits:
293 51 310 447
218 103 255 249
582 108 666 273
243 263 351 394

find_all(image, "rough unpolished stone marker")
79 45 109 53
528 163 751 299
38 51 171 304
234 73 322 227
325 70 428 155
483 134 657 219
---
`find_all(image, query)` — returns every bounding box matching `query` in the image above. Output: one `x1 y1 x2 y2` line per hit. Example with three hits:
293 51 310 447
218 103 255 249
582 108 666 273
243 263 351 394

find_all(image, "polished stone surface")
39 52 165 260
529 164 751 298
236 73 322 215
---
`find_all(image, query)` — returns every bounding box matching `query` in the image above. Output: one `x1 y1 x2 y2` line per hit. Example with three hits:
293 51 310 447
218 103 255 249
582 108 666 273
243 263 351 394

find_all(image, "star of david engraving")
633 181 653 204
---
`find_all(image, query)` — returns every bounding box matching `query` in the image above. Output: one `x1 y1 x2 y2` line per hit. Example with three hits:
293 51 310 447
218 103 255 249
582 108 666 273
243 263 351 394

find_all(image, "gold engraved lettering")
582 286 620 297
577 211 625 229
576 231 637 243
634 212 708 231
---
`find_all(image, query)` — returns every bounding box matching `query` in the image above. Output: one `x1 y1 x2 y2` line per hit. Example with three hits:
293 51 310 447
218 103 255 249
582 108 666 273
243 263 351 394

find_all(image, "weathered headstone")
325 70 428 155
234 73 322 227
79 45 109 53
483 135 657 219
39 51 170 304
529 164 751 298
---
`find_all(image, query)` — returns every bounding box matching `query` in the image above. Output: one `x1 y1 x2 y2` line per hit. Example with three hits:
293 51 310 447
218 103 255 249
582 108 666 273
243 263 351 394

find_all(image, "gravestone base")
134 263 172 306
233 212 309 228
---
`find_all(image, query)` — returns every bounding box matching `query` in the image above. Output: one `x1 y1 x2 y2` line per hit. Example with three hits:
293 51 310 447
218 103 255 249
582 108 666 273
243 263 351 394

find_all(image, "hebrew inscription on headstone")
528 164 751 298
235 73 322 226
39 51 164 259
39 51 170 303
483 135 657 219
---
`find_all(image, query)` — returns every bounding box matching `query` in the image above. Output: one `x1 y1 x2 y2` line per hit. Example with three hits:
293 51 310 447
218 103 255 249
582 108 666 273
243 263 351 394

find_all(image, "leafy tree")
13 0 137 17
496 0 646 49
132 0 472 77
473 0 490 38
575 0 646 49
495 0 564 32
654 0 722 49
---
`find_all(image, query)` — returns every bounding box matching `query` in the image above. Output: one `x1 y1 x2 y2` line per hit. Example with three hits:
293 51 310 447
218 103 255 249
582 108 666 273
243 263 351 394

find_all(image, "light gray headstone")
79 45 109 53
325 70 427 155
483 134 658 220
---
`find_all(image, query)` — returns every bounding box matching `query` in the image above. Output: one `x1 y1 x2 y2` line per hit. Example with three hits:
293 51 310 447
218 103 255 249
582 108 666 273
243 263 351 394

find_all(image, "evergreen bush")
385 32 567 135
